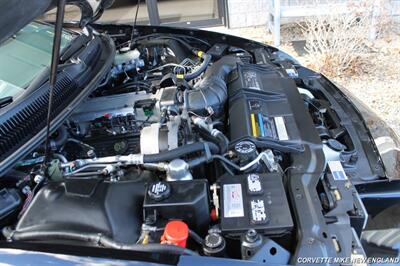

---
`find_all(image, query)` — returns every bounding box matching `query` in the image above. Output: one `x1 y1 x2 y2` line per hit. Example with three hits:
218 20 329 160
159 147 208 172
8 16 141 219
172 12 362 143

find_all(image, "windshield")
0 22 75 99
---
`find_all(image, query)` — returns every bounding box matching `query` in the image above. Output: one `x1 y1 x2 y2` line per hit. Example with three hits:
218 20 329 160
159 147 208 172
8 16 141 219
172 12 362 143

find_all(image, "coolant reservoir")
114 48 141 66
160 220 189 248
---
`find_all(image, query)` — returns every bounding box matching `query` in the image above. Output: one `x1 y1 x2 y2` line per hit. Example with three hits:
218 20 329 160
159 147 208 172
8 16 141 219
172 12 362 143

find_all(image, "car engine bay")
0 25 388 263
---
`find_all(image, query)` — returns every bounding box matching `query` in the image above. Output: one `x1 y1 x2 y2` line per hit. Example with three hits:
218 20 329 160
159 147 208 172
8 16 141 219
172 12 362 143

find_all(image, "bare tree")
300 0 391 77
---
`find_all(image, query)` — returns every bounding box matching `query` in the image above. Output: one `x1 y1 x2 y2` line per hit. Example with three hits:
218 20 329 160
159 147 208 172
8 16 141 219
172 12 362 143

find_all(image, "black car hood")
0 0 56 45
0 0 114 45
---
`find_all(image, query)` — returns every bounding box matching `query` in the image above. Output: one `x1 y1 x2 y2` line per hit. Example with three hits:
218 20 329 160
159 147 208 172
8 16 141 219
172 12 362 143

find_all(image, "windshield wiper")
0 96 13 109
60 28 93 62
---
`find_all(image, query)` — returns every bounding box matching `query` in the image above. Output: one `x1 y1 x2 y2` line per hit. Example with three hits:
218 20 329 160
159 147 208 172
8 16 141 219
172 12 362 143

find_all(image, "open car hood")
0 0 56 45
0 0 114 45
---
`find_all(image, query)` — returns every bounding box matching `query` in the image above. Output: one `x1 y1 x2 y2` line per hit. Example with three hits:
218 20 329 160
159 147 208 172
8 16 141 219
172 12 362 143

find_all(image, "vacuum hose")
183 51 212 81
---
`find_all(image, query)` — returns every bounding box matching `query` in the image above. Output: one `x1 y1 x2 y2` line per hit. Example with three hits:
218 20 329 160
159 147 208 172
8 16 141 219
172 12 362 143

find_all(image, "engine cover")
16 180 145 244
228 64 302 142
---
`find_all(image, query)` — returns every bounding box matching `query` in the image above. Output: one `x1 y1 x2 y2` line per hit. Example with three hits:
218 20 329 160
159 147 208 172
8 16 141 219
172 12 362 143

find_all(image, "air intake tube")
186 55 241 115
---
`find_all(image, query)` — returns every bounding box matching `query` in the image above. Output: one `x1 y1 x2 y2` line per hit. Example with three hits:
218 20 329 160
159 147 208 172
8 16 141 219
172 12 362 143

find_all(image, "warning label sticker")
223 184 244 218
247 174 262 194
274 116 289 141
250 199 267 223
328 161 348 180
243 70 261 90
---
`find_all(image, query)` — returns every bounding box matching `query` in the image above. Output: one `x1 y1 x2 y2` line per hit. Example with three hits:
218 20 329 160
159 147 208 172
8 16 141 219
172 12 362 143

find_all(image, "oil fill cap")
148 181 171 201
235 140 256 154
234 140 258 164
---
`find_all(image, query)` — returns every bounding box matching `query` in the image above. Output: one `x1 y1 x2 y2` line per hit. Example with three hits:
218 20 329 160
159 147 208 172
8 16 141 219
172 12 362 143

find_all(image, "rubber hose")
184 53 211 81
187 155 236 175
188 229 204 246
2 228 198 256
143 142 219 163
187 55 241 115
214 131 229 153
193 125 228 154
39 126 68 151
52 126 68 148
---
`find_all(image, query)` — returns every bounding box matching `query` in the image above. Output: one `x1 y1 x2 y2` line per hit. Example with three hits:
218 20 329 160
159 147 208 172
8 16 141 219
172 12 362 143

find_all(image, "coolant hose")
193 125 228 154
2 228 198 256
143 141 219 163
187 55 241 115
52 126 68 148
183 52 212 81
39 126 68 151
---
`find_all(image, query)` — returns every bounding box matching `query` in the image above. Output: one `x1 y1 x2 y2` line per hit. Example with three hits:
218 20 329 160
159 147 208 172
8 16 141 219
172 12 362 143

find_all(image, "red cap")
210 208 218 221
160 220 189 248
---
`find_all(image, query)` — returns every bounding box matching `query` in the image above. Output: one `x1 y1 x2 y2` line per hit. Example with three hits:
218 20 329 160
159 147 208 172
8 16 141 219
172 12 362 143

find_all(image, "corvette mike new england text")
297 256 400 264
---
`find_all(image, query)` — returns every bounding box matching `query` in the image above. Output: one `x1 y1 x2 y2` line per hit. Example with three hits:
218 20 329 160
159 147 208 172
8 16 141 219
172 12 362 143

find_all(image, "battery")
219 173 293 236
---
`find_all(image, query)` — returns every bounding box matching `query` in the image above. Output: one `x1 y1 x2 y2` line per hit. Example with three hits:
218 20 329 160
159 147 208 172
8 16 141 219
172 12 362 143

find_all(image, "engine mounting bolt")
245 229 260 243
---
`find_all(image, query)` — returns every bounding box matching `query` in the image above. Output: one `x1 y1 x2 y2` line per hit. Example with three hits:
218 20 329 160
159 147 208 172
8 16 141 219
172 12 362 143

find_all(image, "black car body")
0 1 399 265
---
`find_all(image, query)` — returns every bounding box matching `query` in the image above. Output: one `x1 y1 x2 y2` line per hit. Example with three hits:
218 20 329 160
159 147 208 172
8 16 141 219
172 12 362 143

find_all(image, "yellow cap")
176 74 184 79
197 51 204 58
